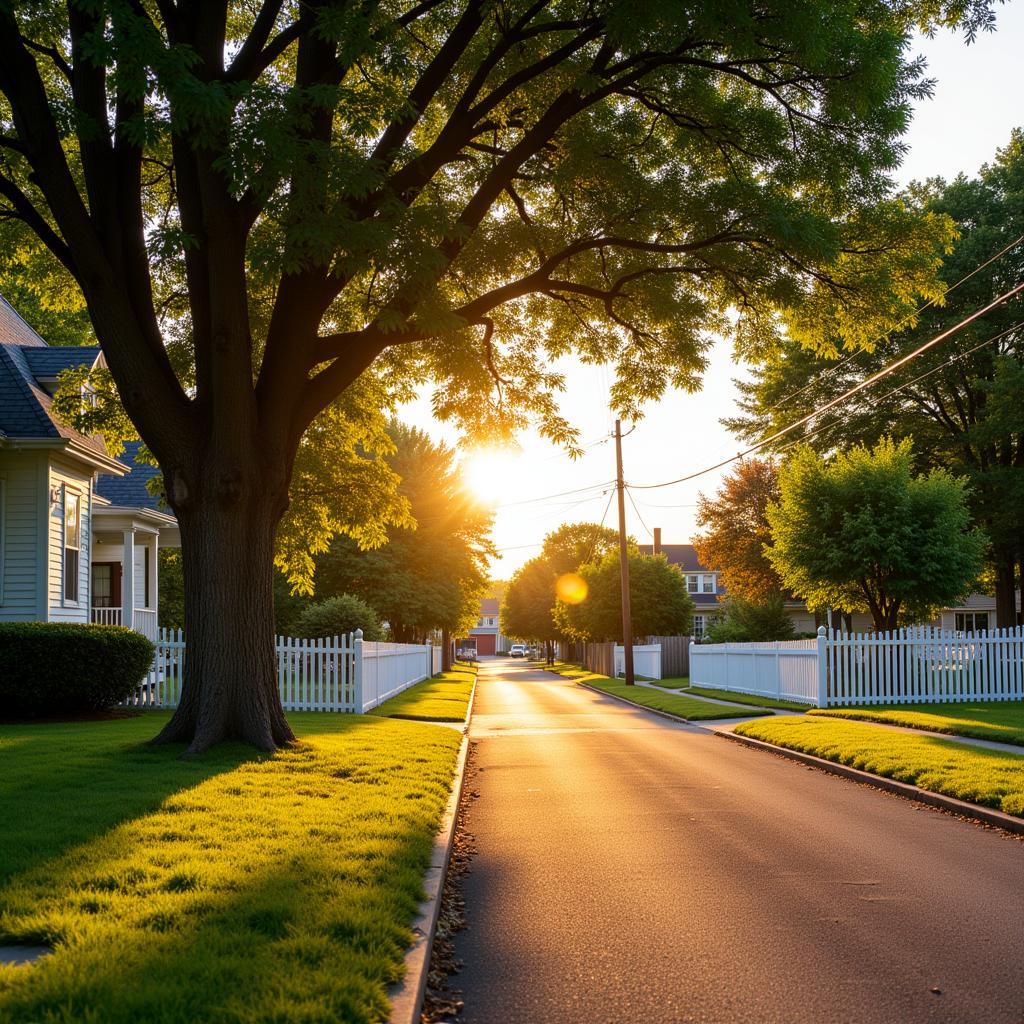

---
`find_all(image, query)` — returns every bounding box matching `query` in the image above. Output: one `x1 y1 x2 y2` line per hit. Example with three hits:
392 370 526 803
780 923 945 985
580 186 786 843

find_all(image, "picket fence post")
353 628 364 714
816 626 828 707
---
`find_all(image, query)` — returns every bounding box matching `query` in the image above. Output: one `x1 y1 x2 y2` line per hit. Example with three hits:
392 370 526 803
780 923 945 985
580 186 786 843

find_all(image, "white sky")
401 3 1024 579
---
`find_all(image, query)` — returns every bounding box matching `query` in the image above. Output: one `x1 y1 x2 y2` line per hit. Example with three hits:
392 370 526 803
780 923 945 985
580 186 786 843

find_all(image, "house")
458 597 509 656
641 529 1005 636
0 296 178 640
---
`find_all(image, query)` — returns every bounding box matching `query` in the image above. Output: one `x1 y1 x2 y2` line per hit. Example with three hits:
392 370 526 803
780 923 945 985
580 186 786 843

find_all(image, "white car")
509 643 528 658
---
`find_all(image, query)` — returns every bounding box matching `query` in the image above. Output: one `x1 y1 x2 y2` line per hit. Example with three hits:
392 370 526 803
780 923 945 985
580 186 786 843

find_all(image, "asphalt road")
452 659 1024 1024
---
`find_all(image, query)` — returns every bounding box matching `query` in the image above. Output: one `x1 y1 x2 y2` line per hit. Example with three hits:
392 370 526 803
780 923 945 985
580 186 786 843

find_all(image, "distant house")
641 532 1005 636
458 597 509 656
0 295 178 640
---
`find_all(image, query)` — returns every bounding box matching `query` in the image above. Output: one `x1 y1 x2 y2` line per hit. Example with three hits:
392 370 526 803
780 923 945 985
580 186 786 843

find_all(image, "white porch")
90 506 177 642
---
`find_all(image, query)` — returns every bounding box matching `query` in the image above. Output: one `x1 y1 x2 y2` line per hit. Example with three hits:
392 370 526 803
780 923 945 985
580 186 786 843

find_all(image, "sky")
402 3 1024 579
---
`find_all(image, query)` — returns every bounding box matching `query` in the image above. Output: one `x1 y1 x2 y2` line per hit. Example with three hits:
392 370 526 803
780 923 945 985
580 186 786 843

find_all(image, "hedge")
0 622 155 718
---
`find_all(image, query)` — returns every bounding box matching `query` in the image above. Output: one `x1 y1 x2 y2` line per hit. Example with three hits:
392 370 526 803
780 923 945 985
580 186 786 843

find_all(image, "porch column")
121 528 135 631
147 532 159 611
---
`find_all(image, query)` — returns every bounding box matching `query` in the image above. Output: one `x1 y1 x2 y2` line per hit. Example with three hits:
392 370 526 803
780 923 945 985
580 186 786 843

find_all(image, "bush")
291 594 382 640
0 622 155 718
705 595 796 643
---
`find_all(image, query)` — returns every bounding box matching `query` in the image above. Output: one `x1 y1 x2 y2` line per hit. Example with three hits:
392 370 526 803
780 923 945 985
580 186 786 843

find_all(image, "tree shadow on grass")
0 715 460 1024
0 713 259 885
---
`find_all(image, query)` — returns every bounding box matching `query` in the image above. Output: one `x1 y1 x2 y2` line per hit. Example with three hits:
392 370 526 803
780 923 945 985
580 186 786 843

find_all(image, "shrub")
705 595 796 643
291 594 382 640
0 622 155 718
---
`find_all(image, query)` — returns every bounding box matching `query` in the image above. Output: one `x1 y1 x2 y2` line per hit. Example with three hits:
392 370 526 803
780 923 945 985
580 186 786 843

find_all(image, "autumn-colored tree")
694 459 782 602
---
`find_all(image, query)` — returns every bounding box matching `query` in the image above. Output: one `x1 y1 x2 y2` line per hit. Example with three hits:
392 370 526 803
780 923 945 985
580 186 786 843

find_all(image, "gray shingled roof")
0 295 47 347
22 346 100 378
95 440 163 509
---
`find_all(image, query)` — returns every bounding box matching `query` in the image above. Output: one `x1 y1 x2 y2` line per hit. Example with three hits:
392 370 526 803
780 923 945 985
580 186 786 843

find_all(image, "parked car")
509 643 528 658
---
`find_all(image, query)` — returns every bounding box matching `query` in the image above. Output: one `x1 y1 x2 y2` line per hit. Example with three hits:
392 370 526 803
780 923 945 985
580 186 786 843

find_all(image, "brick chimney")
653 527 662 555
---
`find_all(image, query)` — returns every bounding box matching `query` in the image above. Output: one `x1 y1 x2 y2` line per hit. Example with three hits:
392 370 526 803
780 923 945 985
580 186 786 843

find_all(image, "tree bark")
994 551 1017 628
441 628 452 672
151 484 295 755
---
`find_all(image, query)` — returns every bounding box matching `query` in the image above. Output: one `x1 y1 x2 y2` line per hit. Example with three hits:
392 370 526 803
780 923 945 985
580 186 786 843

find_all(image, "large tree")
500 556 561 661
766 438 986 631
0 0 990 751
728 131 1024 625
693 458 782 602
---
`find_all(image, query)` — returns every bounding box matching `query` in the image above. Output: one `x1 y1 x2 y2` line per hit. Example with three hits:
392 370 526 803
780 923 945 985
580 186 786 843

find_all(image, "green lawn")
583 678 772 721
734 716 1024 816
654 676 690 688
0 711 460 1023
809 701 1024 747
369 665 476 722
683 686 812 711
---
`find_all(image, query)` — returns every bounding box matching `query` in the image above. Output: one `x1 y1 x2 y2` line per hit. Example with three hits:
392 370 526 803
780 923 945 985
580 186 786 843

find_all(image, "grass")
682 686 812 711
808 701 1024 747
584 679 772 720
734 716 1024 816
369 664 476 722
0 711 461 1023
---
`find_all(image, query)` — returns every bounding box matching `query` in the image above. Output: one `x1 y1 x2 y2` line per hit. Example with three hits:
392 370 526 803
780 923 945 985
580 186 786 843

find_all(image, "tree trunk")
441 628 452 672
151 489 295 755
995 551 1017 628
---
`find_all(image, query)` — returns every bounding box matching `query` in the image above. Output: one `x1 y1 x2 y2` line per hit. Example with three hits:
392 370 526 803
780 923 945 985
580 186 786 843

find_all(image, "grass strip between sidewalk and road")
369 663 477 723
0 711 461 1023
808 701 1024 748
734 716 1024 816
683 686 811 711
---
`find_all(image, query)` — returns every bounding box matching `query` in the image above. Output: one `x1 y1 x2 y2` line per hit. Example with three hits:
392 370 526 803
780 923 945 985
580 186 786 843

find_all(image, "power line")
629 280 1024 491
625 486 654 539
762 232 1024 414
774 319 1024 455
494 479 615 508
582 488 616 566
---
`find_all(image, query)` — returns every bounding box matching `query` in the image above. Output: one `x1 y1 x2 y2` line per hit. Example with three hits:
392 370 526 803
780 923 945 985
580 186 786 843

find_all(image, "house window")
955 612 989 634
687 574 716 594
702 575 715 594
63 488 81 603
693 614 706 638
687 575 699 593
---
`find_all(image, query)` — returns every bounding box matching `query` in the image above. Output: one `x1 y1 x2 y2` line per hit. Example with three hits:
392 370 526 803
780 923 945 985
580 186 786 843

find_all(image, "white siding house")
0 295 178 639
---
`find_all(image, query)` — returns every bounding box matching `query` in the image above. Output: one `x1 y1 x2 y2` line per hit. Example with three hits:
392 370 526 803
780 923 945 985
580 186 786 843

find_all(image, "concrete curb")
720 729 1024 837
387 676 476 1024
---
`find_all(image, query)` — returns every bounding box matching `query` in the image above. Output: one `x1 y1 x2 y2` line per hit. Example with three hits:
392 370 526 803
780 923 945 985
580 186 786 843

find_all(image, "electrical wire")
761 232 1024 414
773 319 1024 456
629 281 1024 490
581 488 616 565
494 479 615 508
625 486 654 539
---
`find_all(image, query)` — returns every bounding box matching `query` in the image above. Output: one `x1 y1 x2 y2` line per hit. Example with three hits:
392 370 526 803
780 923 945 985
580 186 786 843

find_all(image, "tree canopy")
766 438 986 631
306 423 492 642
0 0 999 750
556 550 694 642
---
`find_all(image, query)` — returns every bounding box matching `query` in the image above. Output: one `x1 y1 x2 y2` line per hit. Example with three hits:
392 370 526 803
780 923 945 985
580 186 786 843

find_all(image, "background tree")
693 459 783 602
310 424 492 642
500 557 562 663
705 595 796 643
556 551 694 642
729 131 1024 625
0 0 991 750
766 438 986 631
538 521 622 576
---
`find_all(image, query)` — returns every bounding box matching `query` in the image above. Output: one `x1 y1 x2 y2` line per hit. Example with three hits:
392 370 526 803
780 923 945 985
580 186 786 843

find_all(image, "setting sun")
460 447 524 505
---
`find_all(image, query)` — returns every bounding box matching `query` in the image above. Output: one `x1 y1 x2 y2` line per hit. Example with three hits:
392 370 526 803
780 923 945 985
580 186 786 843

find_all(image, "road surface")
452 659 1024 1024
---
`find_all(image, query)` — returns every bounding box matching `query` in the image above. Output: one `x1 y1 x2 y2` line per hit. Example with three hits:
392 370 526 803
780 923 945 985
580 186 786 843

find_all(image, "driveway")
452 659 1024 1024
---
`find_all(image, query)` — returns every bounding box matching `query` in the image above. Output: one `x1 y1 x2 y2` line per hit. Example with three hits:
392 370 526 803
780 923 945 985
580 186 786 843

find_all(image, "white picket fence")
690 638 819 704
614 643 663 680
689 626 1024 707
123 628 435 713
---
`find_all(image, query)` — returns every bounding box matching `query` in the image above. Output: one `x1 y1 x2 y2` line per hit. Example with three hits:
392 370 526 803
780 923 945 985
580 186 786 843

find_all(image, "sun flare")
460 447 523 505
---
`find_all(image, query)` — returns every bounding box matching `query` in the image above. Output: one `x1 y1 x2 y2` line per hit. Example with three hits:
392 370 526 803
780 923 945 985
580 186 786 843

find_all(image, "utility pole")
614 419 635 685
